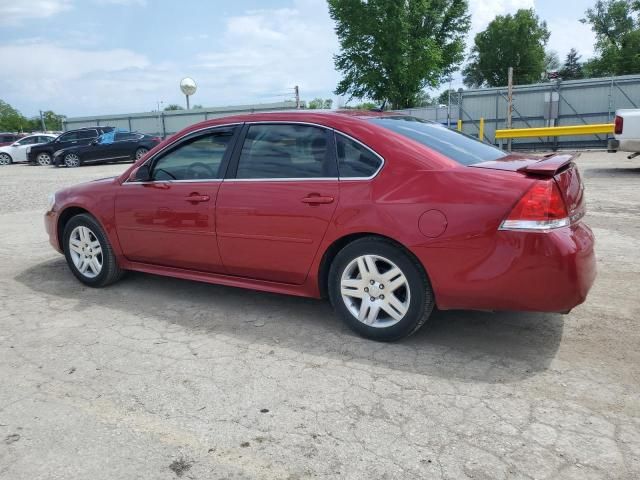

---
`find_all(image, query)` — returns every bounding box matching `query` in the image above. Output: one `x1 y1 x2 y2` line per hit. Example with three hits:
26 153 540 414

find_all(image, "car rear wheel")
135 147 149 160
64 153 81 168
63 213 124 287
328 237 434 341
0 153 12 165
37 152 52 166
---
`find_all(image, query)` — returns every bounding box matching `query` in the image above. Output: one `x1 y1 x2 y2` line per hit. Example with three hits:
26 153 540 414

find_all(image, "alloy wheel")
135 148 149 160
64 153 80 168
68 226 103 278
340 254 411 328
0 153 11 165
37 153 52 166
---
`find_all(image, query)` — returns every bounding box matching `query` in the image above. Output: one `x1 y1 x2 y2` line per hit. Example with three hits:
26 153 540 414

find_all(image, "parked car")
53 130 161 167
608 109 640 159
0 133 23 147
28 127 114 166
44 111 596 341
0 134 57 165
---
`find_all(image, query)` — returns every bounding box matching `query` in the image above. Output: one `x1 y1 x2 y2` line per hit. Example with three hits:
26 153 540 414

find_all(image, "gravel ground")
0 153 639 479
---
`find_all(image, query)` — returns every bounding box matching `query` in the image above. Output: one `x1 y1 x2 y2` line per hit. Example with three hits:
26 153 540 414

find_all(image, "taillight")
500 180 569 231
614 115 623 135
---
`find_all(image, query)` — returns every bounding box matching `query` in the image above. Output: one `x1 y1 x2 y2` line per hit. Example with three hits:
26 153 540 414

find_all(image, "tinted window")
335 134 383 178
38 136 53 143
59 132 79 142
236 124 336 179
78 130 98 139
115 132 138 141
152 129 235 181
369 116 506 166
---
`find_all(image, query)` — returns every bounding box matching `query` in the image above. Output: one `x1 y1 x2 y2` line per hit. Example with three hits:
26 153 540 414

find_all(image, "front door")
114 126 239 273
216 123 339 284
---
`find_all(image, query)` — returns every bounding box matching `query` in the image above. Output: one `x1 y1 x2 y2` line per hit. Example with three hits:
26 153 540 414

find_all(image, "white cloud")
93 0 147 5
193 0 339 105
0 41 159 115
0 0 72 25
468 0 534 38
546 18 596 60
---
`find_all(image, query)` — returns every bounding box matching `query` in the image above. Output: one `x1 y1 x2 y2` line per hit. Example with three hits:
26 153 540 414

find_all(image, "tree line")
328 0 640 108
0 100 65 133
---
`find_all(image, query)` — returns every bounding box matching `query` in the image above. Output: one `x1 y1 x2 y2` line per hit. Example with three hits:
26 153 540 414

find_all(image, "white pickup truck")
608 109 640 159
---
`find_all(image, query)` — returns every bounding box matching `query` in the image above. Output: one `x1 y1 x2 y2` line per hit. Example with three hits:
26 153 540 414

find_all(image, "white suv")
0 134 57 165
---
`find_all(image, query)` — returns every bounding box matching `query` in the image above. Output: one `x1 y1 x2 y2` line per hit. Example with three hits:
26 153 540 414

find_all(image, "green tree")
164 104 184 111
545 50 561 72
463 9 550 87
437 88 457 105
581 0 640 76
307 98 334 109
40 110 66 131
0 100 28 132
559 48 584 80
328 0 470 109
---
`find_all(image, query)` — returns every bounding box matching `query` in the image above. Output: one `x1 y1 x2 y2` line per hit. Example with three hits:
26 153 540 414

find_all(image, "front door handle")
185 193 210 203
301 194 334 205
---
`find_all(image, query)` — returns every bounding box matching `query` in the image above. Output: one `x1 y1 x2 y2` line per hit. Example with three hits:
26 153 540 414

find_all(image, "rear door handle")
301 195 334 205
185 193 210 203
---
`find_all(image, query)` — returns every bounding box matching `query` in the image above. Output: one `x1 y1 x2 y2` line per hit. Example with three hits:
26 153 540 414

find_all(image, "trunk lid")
472 153 585 219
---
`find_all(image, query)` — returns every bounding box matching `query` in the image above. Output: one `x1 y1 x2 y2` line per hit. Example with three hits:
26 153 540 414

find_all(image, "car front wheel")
0 153 12 165
63 213 123 287
329 237 434 341
36 152 52 166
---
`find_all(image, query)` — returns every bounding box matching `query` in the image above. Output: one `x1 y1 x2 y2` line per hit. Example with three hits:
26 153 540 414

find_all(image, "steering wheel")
186 162 215 179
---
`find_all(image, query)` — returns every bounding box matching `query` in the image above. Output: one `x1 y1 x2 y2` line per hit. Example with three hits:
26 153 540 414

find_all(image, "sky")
0 0 598 118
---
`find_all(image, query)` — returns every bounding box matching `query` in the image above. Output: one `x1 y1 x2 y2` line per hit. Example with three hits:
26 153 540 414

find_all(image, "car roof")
173 110 408 136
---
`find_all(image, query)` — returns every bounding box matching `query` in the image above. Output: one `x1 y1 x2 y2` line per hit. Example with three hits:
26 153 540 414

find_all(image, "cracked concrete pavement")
0 152 639 479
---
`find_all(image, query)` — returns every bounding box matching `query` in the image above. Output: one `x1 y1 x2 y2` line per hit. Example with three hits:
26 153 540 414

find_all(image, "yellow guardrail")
495 123 614 139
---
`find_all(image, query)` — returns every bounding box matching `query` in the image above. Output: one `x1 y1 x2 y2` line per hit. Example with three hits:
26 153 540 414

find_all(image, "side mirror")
130 164 151 182
91 139 98 145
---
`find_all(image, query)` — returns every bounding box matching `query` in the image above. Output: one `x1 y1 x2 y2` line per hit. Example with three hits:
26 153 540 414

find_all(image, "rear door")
114 126 239 272
216 123 339 284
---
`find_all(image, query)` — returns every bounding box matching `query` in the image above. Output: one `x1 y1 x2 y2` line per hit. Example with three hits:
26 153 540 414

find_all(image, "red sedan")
44 111 596 341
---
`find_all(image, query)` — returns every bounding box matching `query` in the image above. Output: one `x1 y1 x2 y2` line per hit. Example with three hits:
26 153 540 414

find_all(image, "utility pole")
507 66 513 152
294 85 300 109
39 110 46 132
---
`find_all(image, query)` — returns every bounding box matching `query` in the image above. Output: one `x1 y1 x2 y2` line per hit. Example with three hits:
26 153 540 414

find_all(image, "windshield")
369 116 507 166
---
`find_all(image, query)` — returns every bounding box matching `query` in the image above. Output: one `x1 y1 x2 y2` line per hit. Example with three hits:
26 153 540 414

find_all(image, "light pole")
180 78 197 110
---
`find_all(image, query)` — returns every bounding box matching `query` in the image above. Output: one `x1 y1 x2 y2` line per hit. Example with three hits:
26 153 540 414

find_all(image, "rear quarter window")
369 116 506 166
335 133 382 178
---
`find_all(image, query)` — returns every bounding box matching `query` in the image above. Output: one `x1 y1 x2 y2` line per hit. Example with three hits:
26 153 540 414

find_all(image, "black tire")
0 153 12 165
63 213 124 287
328 237 434 341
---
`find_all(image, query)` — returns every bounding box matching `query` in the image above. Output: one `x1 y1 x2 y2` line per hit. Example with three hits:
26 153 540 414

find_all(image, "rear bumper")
420 222 596 313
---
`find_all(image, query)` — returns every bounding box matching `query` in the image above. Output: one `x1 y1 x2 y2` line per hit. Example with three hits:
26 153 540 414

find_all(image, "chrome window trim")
125 120 386 184
124 122 242 184
238 121 386 182
125 179 223 185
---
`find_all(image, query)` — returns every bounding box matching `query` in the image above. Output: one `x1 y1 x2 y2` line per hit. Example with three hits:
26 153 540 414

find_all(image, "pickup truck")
608 109 640 159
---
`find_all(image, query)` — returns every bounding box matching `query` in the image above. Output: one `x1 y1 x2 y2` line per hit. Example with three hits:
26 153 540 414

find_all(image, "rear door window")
235 124 336 179
369 116 507 166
